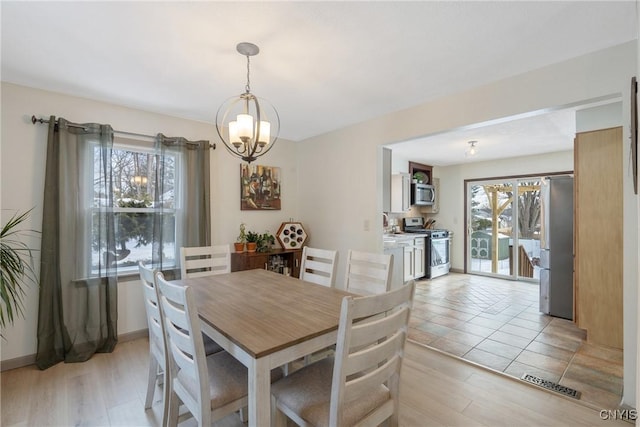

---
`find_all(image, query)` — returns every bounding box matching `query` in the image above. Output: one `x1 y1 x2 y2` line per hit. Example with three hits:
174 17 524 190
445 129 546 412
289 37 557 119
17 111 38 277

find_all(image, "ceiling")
1 1 636 165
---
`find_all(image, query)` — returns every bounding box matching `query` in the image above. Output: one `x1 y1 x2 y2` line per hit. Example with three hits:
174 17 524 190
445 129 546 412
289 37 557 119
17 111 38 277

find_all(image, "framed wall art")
240 164 281 210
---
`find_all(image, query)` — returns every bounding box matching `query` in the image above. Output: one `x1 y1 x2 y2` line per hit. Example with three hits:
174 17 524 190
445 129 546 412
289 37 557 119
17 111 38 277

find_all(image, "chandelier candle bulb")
258 121 270 145
229 121 241 146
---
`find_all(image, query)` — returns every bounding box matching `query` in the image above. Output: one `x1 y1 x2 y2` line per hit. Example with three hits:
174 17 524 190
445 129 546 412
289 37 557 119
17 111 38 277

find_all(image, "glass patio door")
467 178 542 281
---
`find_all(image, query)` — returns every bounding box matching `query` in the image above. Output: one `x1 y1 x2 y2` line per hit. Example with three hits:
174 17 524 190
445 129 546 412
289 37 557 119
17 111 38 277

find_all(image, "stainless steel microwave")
411 183 435 206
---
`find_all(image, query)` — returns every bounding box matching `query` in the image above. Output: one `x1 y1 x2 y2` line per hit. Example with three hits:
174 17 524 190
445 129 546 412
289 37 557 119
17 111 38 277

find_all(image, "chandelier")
216 42 280 163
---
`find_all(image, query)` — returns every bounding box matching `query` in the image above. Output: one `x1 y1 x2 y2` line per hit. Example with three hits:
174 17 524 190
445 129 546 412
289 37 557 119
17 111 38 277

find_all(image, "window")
90 139 181 275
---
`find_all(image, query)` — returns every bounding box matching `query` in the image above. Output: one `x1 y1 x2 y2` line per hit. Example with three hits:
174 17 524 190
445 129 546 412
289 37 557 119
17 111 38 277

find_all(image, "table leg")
248 357 271 427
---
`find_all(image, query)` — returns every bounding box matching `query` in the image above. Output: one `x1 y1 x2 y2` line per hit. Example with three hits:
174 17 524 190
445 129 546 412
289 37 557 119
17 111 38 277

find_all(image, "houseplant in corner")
0 209 38 333
235 223 247 252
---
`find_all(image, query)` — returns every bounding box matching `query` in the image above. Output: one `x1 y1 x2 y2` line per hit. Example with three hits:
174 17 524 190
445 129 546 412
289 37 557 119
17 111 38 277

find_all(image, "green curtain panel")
36 117 118 369
35 121 211 369
153 134 211 279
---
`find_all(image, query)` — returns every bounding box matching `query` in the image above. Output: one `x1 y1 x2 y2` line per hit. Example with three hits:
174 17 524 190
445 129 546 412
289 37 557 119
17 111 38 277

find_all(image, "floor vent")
521 374 581 399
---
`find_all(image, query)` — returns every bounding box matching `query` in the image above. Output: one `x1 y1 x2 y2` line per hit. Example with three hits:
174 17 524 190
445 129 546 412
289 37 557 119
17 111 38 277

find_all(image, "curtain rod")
31 115 216 150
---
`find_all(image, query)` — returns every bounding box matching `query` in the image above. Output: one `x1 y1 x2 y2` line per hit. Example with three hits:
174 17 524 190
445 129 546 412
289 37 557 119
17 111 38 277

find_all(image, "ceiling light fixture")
216 42 280 163
465 140 478 157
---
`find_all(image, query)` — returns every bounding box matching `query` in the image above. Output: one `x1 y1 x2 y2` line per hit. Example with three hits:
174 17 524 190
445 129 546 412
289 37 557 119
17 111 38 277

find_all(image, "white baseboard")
1 328 149 372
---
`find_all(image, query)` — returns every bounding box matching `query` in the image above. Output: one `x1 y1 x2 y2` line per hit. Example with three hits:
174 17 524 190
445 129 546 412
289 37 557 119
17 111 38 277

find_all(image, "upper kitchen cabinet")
408 161 433 185
383 148 411 213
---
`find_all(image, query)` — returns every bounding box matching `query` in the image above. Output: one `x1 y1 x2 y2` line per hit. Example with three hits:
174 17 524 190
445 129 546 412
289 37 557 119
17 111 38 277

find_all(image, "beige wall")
0 82 298 362
297 41 638 406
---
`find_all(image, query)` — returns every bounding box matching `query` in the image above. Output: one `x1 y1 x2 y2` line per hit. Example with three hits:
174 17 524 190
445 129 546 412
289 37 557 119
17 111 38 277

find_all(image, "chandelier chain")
245 55 251 94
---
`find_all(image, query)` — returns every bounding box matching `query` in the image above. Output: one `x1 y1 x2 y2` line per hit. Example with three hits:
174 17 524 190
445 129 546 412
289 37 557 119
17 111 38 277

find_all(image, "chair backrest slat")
300 246 338 287
344 250 393 295
180 245 231 279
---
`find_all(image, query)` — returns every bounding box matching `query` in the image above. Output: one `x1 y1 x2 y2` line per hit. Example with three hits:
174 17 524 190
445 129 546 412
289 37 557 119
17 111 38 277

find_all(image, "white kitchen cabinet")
403 244 414 282
382 148 392 212
413 237 425 279
391 173 411 213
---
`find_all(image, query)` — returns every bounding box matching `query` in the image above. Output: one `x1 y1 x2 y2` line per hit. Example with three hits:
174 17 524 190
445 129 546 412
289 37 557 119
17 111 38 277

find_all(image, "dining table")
173 268 354 427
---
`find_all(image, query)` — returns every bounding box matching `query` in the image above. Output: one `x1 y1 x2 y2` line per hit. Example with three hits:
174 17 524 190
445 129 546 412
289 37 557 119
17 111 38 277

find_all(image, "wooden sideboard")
231 248 303 278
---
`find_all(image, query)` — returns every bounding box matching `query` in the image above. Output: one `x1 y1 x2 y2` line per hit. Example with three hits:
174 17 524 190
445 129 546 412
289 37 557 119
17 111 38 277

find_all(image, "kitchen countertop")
383 233 428 248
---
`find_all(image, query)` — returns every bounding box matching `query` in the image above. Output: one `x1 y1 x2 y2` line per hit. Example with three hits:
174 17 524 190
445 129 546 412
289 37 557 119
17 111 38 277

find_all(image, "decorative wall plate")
276 222 308 249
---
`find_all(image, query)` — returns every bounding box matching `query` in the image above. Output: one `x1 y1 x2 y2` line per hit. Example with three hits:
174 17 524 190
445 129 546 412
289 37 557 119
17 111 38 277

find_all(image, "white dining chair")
139 262 225 424
299 247 338 287
155 272 283 427
343 250 393 295
180 245 231 279
271 280 416 427
138 262 169 421
155 271 248 427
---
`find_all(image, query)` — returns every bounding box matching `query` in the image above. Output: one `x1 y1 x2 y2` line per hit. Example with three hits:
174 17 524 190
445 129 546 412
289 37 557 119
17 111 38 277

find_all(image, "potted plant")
235 223 247 252
245 231 259 252
256 232 275 253
0 209 37 333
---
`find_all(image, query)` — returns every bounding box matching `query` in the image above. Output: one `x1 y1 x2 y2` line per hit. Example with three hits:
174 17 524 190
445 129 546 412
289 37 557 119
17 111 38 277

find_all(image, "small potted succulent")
235 223 247 252
245 231 259 252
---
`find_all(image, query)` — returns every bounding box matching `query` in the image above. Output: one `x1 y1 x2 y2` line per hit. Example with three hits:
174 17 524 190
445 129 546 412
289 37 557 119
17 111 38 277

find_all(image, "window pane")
91 212 176 273
90 143 179 275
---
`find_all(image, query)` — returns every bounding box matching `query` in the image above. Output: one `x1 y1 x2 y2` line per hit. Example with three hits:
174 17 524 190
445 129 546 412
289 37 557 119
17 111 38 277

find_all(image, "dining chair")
180 245 231 279
299 247 338 287
139 262 225 424
156 272 283 427
138 262 169 420
271 280 416 427
155 271 248 427
343 250 393 295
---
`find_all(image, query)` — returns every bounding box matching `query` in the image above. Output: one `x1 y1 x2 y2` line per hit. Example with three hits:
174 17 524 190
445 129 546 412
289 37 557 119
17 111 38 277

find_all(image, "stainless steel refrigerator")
539 175 574 320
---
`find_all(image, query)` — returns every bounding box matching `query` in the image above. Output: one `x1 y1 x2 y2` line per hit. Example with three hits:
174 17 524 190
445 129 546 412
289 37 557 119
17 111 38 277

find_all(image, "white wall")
0 82 298 363
297 41 638 406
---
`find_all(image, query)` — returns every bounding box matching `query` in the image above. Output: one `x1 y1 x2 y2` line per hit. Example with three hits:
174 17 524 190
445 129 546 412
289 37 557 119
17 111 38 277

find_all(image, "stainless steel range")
403 217 450 279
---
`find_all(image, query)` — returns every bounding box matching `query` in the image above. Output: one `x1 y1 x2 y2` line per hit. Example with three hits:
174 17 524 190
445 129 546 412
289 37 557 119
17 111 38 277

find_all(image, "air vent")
521 374 581 399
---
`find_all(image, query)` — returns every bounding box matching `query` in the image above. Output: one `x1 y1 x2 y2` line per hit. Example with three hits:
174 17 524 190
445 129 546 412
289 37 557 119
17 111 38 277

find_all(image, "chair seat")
271 357 390 427
178 351 283 410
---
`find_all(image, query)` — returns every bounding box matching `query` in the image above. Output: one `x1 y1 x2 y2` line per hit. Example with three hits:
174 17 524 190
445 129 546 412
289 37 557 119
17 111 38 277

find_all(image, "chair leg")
166 390 180 427
144 356 159 409
161 368 170 427
272 397 288 427
239 407 248 422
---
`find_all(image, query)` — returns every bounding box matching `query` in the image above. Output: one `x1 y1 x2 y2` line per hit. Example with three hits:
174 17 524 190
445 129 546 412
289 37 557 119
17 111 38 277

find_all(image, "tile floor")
408 272 624 410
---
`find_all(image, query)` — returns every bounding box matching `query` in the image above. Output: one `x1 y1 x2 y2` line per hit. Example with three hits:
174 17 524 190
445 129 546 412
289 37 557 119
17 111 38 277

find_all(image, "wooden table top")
174 269 353 358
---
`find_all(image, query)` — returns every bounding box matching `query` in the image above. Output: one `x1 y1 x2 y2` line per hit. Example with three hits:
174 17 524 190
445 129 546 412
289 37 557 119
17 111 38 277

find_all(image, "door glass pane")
468 182 514 277
516 180 542 279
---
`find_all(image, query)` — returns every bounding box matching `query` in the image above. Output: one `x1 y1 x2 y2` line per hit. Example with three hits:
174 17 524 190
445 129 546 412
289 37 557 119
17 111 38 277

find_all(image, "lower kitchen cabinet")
402 236 426 282
413 237 425 279
231 248 302 278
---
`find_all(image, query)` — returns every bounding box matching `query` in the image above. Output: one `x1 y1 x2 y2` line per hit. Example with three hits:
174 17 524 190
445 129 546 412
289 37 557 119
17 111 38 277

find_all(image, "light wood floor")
1 337 631 426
